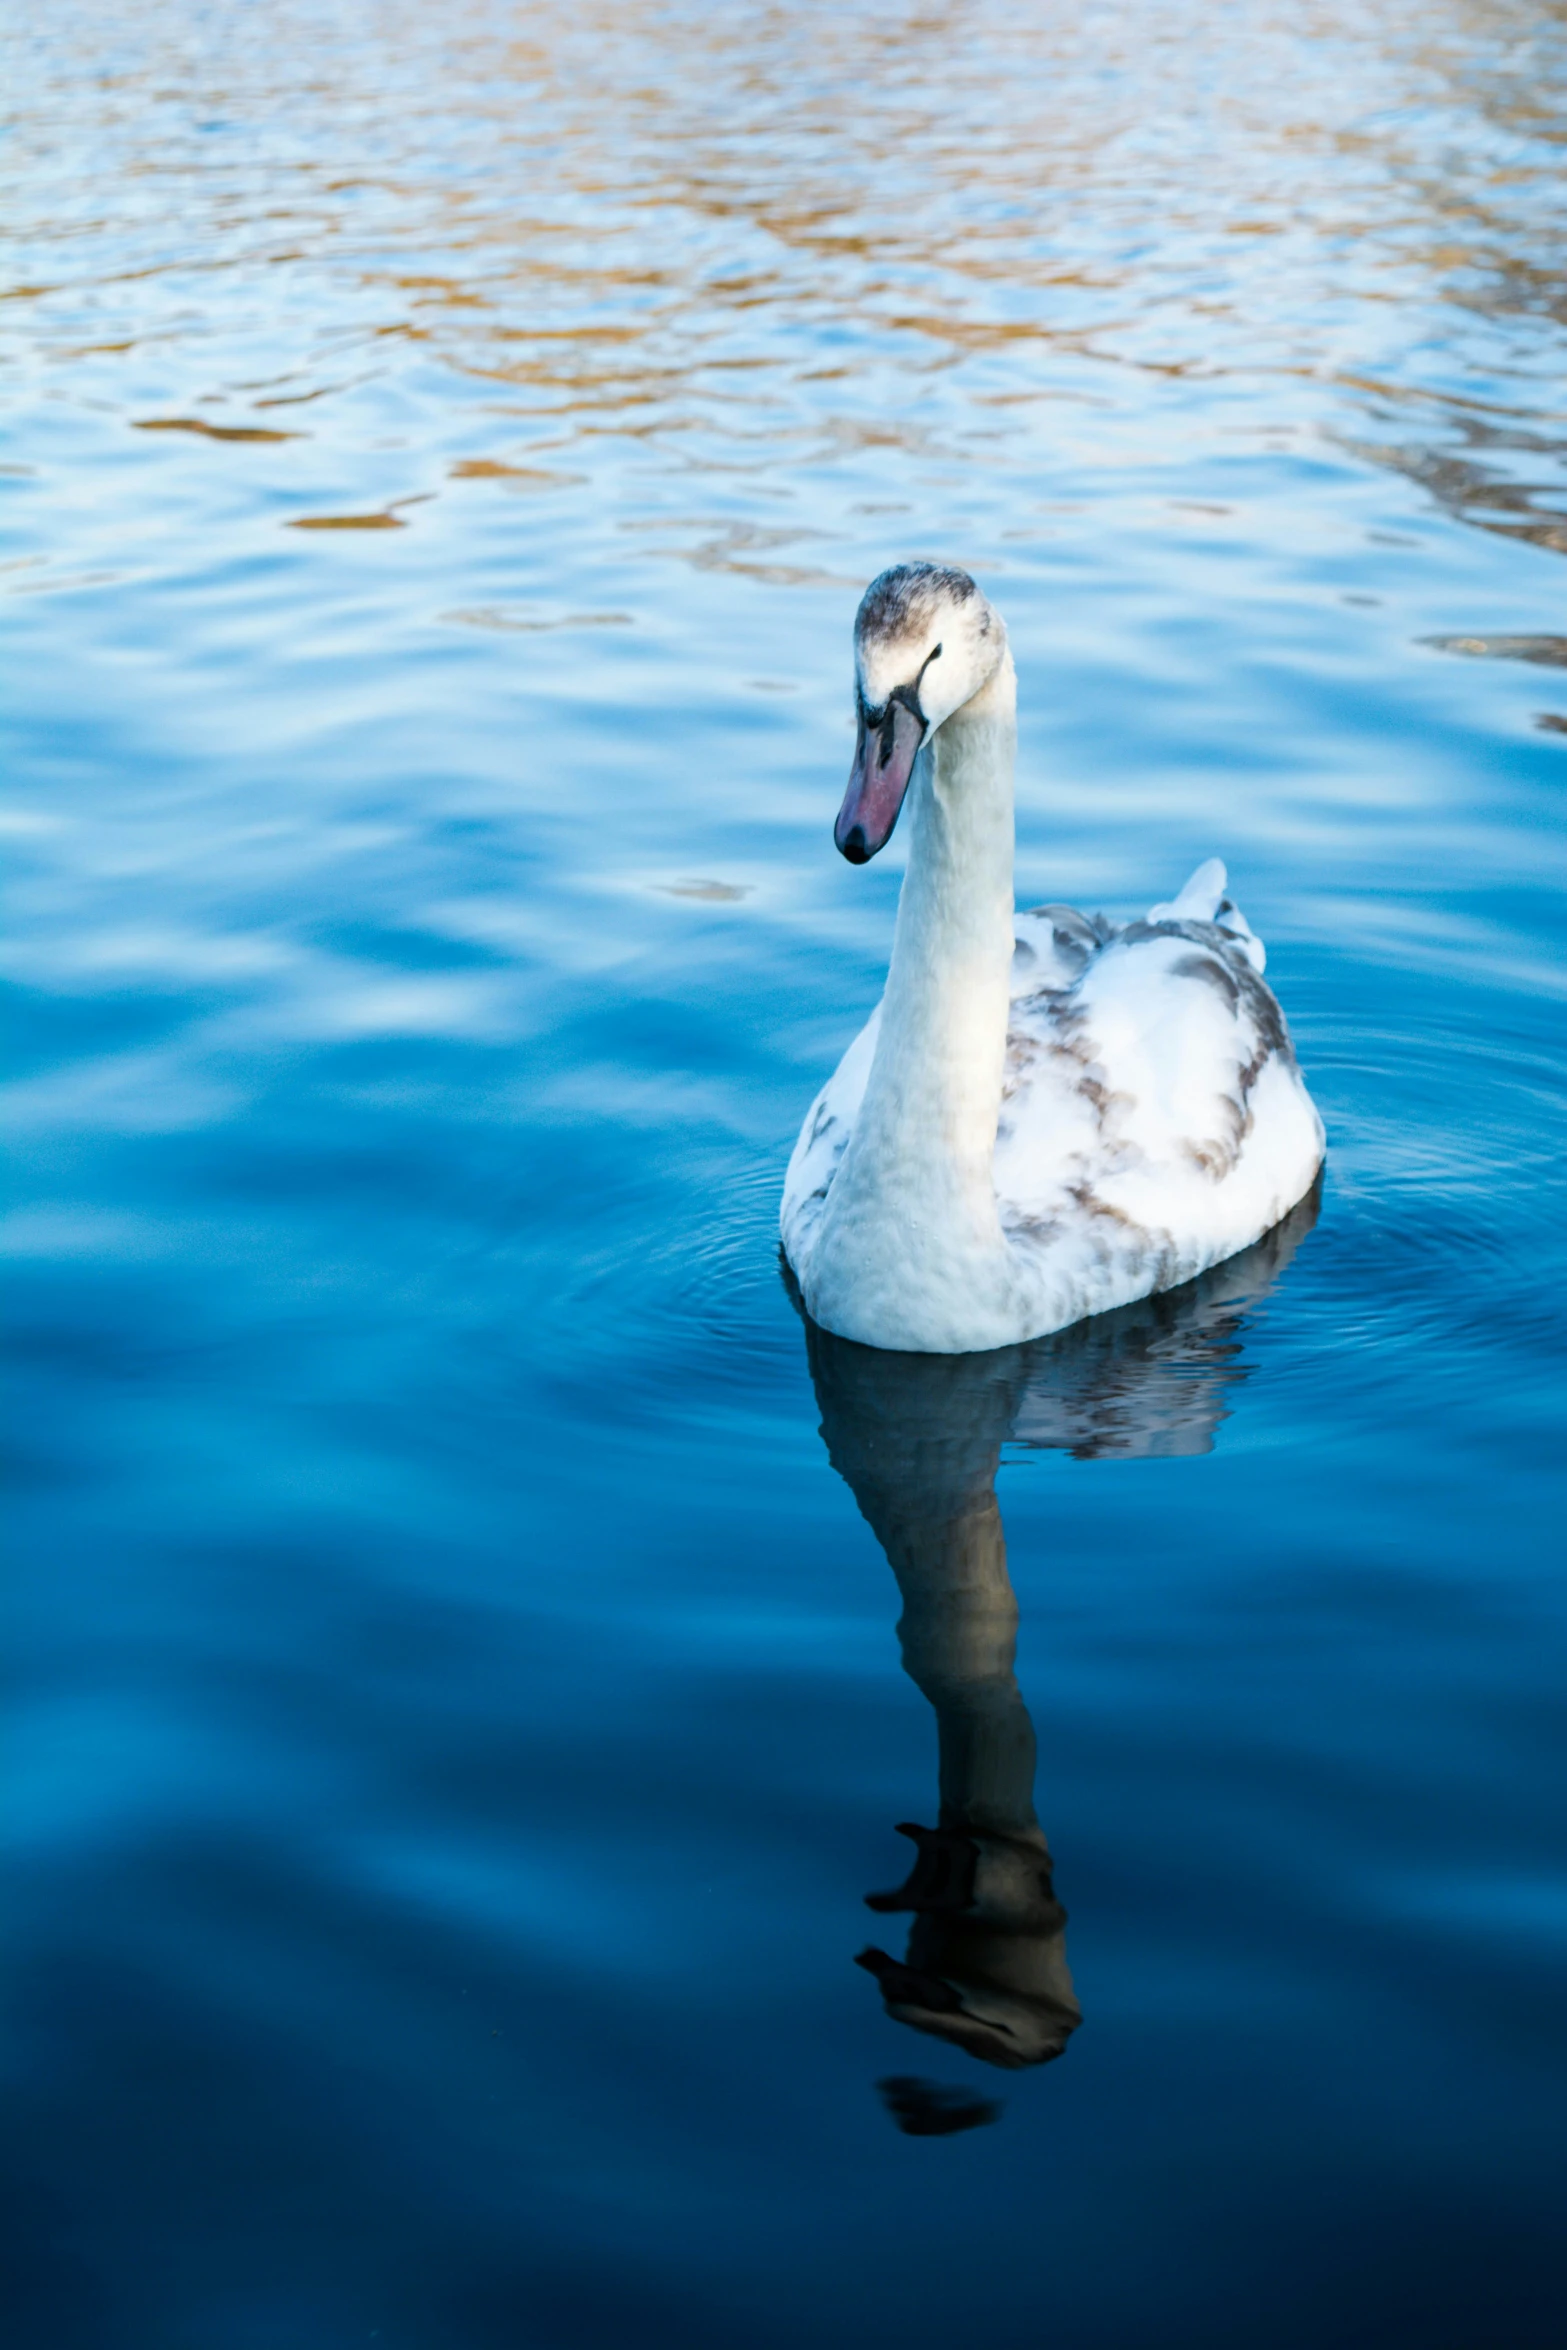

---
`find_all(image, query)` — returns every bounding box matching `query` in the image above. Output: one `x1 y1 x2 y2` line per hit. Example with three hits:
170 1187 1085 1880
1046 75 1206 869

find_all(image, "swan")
782 562 1325 1353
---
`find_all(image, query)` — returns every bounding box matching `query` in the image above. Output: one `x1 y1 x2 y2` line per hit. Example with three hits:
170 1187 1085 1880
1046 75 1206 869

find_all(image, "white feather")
1146 855 1227 925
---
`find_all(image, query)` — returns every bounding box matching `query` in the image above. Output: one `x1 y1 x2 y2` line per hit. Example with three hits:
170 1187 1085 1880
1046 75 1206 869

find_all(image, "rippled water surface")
5 3 1567 2343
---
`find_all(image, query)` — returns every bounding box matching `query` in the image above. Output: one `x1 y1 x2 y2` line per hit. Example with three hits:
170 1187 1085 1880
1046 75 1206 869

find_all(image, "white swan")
782 563 1325 1354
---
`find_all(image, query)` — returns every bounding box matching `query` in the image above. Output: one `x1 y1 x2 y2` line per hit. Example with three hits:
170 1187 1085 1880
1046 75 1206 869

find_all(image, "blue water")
4 3 1566 2342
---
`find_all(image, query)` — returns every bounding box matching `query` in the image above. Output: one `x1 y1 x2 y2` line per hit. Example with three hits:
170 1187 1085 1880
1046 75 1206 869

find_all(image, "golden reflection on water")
289 511 408 531
135 417 300 443
5 0 1565 597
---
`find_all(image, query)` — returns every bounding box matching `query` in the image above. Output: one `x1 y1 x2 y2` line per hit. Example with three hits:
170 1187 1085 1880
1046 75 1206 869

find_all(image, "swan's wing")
780 1004 880 1262
996 897 1322 1308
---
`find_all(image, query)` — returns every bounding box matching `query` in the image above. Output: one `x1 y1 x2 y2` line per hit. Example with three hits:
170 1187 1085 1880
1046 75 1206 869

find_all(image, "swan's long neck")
809 653 1016 1346
859 652 1015 1201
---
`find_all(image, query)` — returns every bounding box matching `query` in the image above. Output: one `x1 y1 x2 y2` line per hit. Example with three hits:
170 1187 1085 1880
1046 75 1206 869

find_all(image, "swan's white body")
782 568 1324 1354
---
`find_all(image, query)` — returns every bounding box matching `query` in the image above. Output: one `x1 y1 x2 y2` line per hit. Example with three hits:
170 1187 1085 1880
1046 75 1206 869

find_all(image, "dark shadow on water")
877 2076 1002 2138
791 1183 1321 2106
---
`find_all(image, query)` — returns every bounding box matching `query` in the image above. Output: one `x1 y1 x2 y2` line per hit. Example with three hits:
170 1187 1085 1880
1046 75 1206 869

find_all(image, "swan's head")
836 561 1006 863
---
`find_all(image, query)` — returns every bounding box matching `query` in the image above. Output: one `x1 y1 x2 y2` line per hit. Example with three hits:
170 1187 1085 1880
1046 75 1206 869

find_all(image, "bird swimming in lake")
781 562 1325 1354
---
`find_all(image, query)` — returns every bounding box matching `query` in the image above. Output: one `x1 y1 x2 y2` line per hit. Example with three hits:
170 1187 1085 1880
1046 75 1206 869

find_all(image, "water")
4 2 1565 2341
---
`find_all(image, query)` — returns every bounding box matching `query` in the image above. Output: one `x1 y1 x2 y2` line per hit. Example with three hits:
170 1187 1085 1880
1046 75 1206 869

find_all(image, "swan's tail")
1150 857 1227 923
1148 857 1266 973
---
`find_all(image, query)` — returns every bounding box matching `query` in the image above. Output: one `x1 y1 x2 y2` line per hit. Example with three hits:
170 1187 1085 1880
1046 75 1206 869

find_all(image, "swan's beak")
835 700 925 864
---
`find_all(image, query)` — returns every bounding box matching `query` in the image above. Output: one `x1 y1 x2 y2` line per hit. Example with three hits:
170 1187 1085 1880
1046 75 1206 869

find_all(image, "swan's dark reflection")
799 1182 1320 2085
